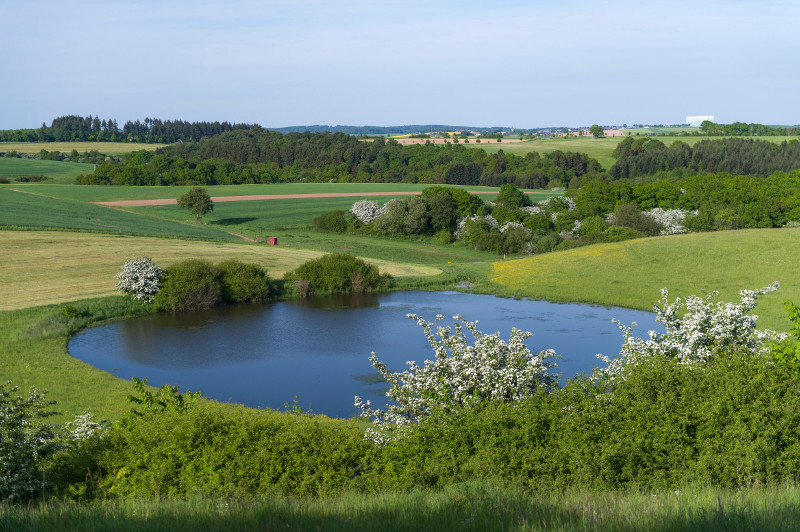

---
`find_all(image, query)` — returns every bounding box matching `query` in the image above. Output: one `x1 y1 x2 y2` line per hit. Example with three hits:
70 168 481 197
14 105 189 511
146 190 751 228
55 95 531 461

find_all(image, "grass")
0 158 95 184
0 231 441 311
3 483 800 531
0 141 166 155
489 228 800 331
0 188 239 241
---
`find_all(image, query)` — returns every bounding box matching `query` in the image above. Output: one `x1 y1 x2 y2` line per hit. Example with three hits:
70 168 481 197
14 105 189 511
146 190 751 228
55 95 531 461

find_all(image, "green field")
3 182 560 203
0 187 239 241
0 158 95 184
0 141 166 154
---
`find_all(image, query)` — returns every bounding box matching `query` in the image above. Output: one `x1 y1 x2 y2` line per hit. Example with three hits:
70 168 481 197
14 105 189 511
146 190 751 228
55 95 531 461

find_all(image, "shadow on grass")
211 217 258 226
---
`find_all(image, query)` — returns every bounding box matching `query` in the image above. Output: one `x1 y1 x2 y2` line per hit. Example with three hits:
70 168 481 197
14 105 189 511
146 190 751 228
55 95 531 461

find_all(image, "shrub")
286 253 391 296
312 210 347 232
215 259 275 304
115 257 164 303
0 382 61 501
153 259 221 311
350 200 384 223
355 314 558 443
611 202 663 236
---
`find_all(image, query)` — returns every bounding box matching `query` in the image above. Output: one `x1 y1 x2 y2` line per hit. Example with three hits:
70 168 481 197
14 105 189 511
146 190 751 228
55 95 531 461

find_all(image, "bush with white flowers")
115 257 164 303
355 314 558 443
350 200 385 223
597 282 785 378
0 382 61 501
642 208 690 235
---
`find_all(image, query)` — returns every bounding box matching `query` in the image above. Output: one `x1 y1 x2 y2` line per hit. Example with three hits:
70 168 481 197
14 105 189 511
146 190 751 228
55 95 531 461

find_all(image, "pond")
68 291 661 418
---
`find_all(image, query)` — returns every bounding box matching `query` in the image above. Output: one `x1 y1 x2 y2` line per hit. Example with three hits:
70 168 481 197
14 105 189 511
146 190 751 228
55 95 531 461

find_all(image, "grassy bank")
489 228 800 331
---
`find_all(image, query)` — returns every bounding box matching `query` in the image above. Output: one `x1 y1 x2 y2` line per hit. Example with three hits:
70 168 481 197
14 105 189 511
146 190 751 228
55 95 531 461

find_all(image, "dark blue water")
68 291 660 418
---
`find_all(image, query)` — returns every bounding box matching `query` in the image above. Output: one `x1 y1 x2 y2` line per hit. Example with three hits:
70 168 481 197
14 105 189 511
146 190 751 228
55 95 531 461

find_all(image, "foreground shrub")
153 259 221 311
215 259 276 304
115 257 164 303
355 314 558 443
285 253 391 296
598 282 783 379
0 382 61 501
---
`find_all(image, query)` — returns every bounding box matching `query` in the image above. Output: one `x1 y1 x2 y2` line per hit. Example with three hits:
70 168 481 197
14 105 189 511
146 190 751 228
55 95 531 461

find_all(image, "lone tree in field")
177 187 213 223
590 124 604 138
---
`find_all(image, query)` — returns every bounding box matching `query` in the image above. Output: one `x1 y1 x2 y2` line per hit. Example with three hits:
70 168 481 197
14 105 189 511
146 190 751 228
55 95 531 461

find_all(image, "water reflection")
69 291 661 418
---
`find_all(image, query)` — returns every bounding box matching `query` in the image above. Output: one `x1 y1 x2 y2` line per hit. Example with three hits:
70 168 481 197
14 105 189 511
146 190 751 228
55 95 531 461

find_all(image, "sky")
2 0 798 129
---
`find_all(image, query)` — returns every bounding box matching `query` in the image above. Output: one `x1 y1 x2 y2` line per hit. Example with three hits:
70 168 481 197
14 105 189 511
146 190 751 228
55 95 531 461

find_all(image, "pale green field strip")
0 158 94 178
0 231 441 311
491 228 800 331
7 183 559 203
0 141 167 154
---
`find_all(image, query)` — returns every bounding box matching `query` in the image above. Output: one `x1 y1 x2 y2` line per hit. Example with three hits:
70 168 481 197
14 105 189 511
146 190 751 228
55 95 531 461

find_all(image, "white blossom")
115 257 164 302
350 200 385 223
642 208 690 235
355 314 558 443
596 282 785 379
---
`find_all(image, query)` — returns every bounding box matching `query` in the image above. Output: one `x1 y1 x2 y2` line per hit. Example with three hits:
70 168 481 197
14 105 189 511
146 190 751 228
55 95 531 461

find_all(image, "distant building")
686 115 714 127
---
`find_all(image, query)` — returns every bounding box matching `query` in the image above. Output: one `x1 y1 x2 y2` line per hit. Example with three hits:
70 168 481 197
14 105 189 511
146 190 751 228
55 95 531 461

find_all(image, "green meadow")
0 158 95 184
3 172 800 530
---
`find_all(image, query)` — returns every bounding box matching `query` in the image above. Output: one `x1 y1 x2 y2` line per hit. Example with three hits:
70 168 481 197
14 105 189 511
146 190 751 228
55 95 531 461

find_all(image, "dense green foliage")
0 115 258 143
570 169 800 230
152 259 276 311
285 253 391 296
74 129 602 187
610 137 800 179
699 120 798 137
37 345 800 499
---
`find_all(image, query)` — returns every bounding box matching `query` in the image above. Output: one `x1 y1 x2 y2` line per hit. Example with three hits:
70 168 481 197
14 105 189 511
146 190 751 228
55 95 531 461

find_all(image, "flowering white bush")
596 282 785 379
499 221 532 236
355 314 558 443
521 205 545 216
0 382 61 501
350 200 385 223
537 196 576 211
67 411 108 441
116 257 164 303
642 208 690 235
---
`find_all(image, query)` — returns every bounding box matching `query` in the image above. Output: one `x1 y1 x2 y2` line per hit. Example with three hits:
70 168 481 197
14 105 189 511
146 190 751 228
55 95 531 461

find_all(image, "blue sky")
2 0 798 129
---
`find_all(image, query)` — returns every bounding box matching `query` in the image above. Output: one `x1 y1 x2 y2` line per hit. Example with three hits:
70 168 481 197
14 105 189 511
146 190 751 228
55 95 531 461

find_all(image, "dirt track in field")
94 190 501 207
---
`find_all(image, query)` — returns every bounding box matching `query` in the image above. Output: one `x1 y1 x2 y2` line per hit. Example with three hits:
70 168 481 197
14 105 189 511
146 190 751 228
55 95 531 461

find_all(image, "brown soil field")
95 190 508 207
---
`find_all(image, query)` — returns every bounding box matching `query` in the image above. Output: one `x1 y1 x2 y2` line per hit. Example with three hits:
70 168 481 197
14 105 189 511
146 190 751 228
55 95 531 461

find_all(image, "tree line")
0 115 258 143
610 136 800 179
699 120 798 136
75 128 602 187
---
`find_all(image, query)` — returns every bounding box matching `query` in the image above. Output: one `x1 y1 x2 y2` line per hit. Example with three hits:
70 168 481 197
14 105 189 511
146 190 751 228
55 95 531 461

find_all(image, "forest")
610 136 800 179
74 129 601 188
0 115 258 143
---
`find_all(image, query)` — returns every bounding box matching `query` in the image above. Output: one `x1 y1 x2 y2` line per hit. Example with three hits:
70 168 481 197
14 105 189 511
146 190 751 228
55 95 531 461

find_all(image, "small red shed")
268 237 278 246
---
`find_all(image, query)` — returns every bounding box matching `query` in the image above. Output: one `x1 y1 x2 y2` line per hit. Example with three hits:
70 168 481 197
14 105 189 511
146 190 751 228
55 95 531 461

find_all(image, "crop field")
6 182 560 203
0 158 95 184
0 187 239 241
0 231 441 311
0 141 166 154
490 228 800 331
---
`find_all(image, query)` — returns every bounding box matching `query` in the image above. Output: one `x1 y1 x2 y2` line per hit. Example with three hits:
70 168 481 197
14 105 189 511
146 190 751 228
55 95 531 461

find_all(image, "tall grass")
3 483 800 531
